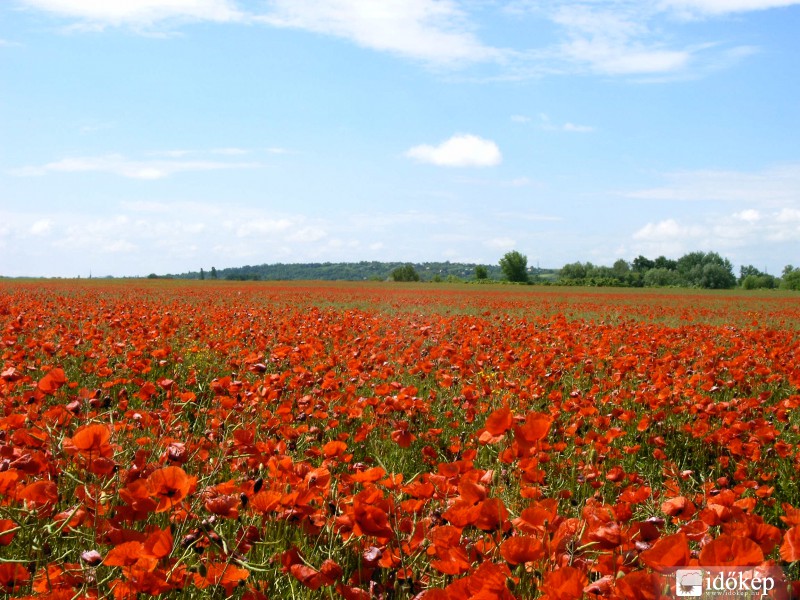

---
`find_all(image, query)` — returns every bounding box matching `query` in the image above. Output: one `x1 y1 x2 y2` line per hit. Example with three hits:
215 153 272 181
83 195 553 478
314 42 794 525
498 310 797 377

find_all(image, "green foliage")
781 265 800 290
632 255 655 272
740 265 776 289
560 262 588 280
612 259 630 277
643 267 682 287
391 264 420 282
654 255 678 270
210 266 218 279
676 251 736 288
168 261 521 281
560 251 743 289
475 265 489 280
499 250 529 282
560 260 635 287
742 274 776 290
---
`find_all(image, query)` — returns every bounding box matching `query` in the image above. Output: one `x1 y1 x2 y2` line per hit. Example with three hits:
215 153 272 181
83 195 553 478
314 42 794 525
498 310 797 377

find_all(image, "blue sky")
1 0 798 277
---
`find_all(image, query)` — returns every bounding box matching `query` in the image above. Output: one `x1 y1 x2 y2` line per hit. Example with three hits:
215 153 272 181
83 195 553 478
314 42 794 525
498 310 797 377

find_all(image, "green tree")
632 255 655 273
643 268 682 287
739 264 762 284
612 259 630 282
781 265 800 290
475 265 489 280
200 268 205 280
676 251 735 288
211 266 218 279
739 265 776 289
654 256 678 271
391 264 420 282
500 251 529 283
559 262 587 280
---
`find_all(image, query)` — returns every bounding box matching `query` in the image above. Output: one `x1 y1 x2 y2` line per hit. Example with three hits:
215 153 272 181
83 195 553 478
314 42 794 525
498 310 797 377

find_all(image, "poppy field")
1 280 799 599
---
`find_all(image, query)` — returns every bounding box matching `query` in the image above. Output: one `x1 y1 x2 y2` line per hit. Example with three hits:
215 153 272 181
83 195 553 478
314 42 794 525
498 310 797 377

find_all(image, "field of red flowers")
1 280 799 599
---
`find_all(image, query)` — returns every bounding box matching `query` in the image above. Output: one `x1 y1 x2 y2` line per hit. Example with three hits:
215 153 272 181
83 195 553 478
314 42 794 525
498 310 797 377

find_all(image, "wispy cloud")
18 0 244 28
662 0 800 17
9 153 261 179
550 3 693 75
455 175 535 187
29 219 53 236
626 163 800 205
19 0 503 67
17 0 784 78
405 134 501 167
631 208 800 260
494 211 562 222
507 1 764 79
254 0 504 67
483 237 517 249
533 113 596 133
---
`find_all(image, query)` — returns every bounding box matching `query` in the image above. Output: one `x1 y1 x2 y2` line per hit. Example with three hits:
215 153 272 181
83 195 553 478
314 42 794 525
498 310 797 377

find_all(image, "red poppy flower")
0 563 30 594
780 526 800 562
147 466 195 513
698 534 764 567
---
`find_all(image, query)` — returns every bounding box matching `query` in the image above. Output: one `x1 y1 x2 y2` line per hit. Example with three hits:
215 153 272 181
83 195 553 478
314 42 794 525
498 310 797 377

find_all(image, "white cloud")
17 0 783 79
211 147 249 155
103 239 138 253
562 122 595 133
505 1 767 79
662 0 800 16
552 4 692 75
285 226 327 243
562 38 691 75
19 0 243 27
494 211 562 222
233 218 293 238
29 219 53 236
734 209 761 222
256 0 503 66
511 115 531 123
484 237 517 249
627 163 800 205
633 218 704 241
455 175 535 187
631 208 800 263
78 122 115 135
505 177 533 187
10 153 260 179
535 114 596 133
405 134 501 167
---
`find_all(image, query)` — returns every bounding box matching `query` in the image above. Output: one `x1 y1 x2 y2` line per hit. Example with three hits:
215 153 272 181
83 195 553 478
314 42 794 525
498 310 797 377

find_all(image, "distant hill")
166 261 557 282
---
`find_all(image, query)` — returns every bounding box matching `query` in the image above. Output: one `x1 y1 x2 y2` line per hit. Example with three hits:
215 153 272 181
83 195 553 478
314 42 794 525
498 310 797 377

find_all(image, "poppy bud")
253 477 263 493
81 550 103 566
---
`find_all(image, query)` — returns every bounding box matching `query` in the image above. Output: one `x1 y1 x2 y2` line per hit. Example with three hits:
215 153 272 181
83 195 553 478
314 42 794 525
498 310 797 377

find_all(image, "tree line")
555 252 799 290
170 253 799 290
